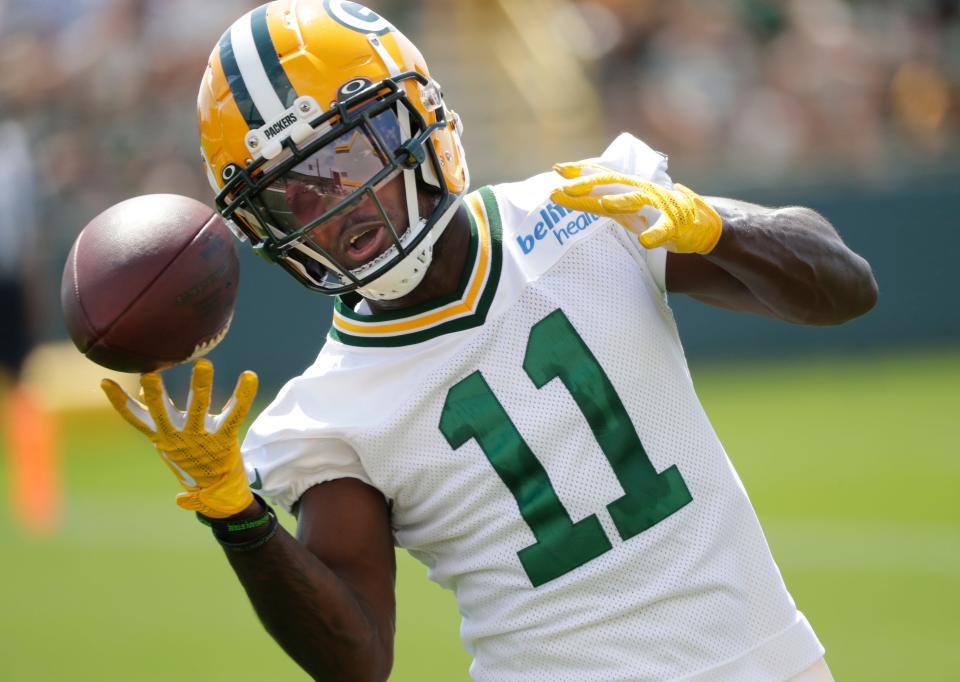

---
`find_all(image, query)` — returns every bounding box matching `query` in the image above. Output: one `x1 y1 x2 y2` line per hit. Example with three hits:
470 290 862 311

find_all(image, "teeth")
350 228 374 246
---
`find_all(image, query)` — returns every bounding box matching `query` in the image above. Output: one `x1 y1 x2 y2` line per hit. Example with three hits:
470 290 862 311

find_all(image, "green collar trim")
328 187 503 347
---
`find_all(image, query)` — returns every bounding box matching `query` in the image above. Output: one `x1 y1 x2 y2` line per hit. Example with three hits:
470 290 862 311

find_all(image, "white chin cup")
357 199 462 301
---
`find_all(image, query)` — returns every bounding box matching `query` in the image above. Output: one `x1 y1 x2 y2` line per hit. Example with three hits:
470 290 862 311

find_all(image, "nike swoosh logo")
250 468 263 490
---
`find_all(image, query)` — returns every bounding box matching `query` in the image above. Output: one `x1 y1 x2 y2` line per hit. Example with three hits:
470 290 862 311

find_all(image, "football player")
102 1 877 680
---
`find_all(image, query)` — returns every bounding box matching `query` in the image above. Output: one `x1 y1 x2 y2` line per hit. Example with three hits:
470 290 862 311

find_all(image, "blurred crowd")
0 0 957 340
0 0 261 340
578 0 960 182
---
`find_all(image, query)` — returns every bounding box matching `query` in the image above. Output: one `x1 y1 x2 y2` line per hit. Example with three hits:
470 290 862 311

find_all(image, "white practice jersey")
243 134 824 681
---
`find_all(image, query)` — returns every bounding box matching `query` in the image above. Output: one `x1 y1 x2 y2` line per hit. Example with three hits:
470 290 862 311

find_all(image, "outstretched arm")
666 197 878 325
102 362 396 682
224 479 396 682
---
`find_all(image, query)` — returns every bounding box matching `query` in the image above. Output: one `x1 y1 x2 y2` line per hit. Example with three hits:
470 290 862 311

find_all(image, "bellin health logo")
515 202 603 255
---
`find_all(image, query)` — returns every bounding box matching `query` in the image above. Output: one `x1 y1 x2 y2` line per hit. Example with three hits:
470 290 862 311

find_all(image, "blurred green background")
2 0 959 680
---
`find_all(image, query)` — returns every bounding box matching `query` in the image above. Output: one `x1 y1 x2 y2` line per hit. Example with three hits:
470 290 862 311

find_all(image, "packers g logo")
323 0 394 35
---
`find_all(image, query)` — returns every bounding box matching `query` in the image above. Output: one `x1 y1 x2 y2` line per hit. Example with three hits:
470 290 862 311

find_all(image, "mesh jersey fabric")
242 133 824 681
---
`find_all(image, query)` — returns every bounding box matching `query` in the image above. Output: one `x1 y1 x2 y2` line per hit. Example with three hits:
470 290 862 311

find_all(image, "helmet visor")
256 107 404 238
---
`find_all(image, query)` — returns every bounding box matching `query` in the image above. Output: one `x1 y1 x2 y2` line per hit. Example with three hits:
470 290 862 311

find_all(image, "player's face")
286 172 411 270
255 106 430 272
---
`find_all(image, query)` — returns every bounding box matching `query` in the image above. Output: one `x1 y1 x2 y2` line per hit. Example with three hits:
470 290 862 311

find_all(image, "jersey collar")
329 186 503 347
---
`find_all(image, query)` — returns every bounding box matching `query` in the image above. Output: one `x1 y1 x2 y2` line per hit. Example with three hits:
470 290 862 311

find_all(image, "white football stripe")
231 11 285 122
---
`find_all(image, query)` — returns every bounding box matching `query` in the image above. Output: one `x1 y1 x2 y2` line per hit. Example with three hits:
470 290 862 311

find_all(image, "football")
61 194 240 373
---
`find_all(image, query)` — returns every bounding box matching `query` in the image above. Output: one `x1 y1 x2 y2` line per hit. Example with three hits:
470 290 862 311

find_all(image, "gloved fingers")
556 174 645 199
101 379 157 437
554 160 631 180
552 161 583 179
672 183 701 202
609 213 651 237
215 370 259 436
553 161 605 179
639 222 674 250
185 359 214 433
551 189 656 238
549 190 605 215
599 191 659 214
226 370 259 429
140 372 180 434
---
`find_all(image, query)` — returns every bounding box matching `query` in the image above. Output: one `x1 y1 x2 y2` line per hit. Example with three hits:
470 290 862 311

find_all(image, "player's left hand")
100 359 258 519
550 162 723 254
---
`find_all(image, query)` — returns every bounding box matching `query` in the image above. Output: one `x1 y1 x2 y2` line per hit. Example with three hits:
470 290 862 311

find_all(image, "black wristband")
214 515 280 552
196 494 274 533
197 493 280 551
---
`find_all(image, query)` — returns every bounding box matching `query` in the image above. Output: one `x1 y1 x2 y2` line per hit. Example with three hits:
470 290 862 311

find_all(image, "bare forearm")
704 197 878 325
222 521 391 682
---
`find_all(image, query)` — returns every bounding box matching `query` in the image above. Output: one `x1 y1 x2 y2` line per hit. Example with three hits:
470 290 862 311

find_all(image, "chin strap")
358 197 462 301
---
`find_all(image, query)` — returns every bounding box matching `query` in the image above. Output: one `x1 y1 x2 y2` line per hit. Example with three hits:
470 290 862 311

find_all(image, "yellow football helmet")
197 0 469 300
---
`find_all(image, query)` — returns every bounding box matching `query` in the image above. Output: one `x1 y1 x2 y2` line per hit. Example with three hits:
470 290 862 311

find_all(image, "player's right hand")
101 359 258 519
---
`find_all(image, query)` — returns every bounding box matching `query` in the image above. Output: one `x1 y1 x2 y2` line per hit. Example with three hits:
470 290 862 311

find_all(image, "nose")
305 197 385 250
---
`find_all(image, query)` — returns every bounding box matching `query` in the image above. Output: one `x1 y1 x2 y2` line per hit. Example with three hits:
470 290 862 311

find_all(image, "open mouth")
342 222 390 266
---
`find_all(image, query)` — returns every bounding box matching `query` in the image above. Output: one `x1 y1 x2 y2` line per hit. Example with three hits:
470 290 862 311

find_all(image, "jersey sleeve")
243 436 371 514
642 246 668 293
598 132 673 187
241 373 373 514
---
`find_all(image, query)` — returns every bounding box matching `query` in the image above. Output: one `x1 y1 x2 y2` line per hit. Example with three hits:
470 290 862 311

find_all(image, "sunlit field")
1 349 956 681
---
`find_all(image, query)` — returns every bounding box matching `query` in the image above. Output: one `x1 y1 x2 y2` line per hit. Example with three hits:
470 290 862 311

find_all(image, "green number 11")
439 309 692 587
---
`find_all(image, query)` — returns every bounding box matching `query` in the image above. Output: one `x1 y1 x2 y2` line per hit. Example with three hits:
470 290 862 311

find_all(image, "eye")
286 183 324 219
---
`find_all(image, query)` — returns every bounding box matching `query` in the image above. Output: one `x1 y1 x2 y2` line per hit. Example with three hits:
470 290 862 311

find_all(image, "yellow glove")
101 359 258 519
550 161 723 254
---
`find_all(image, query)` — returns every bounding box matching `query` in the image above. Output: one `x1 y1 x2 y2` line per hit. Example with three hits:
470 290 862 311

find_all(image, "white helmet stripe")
230 10 286 123
367 34 401 77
